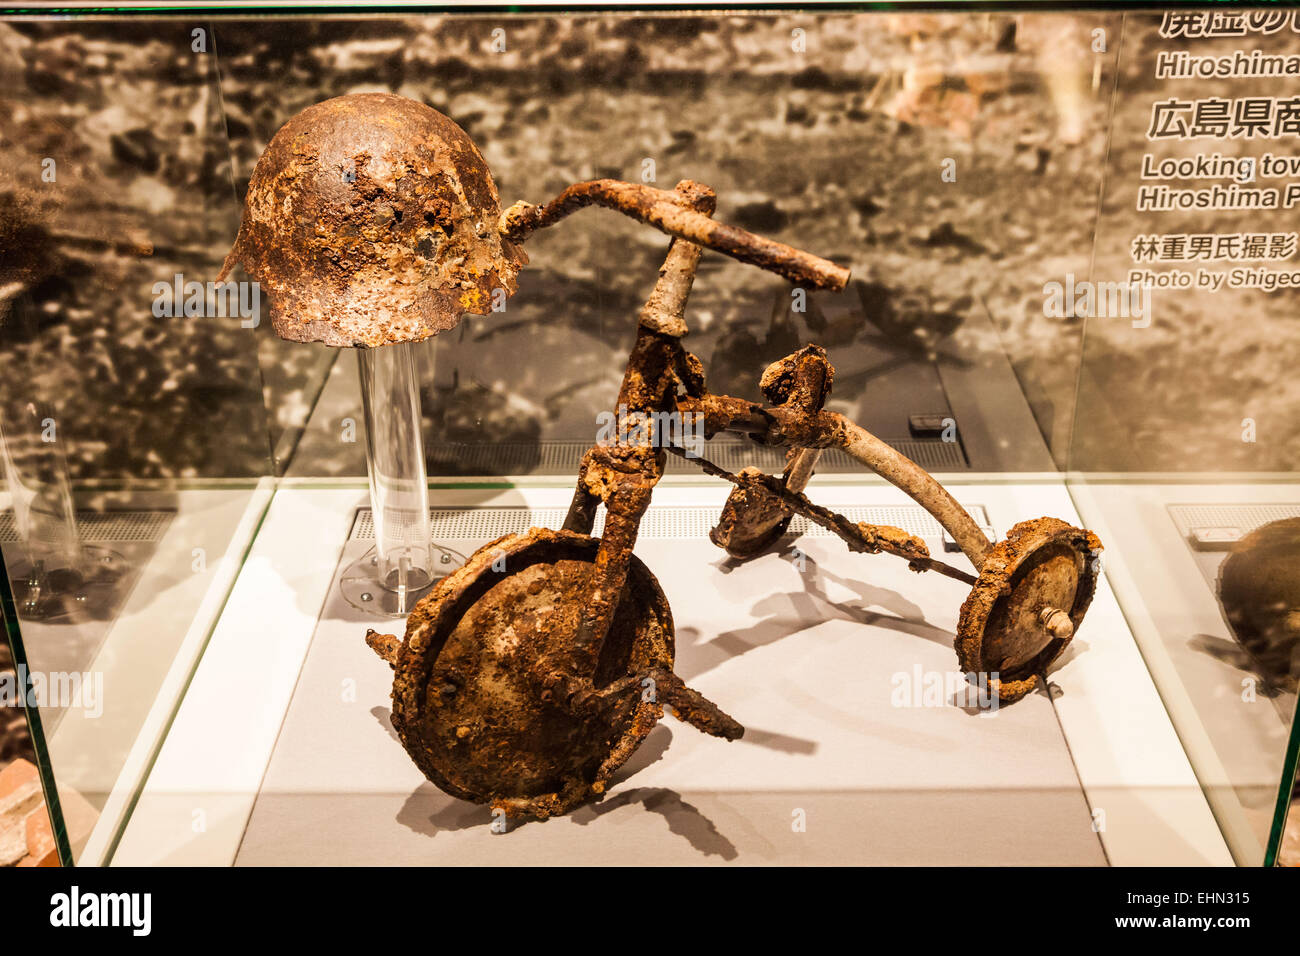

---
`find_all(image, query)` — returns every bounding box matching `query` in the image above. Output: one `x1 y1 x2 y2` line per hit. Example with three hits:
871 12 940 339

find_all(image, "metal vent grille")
892 441 966 472
350 504 987 542
1168 503 1300 537
428 438 966 476
0 510 174 544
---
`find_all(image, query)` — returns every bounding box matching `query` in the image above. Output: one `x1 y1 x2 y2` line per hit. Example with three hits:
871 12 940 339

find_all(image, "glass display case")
0 6 1296 867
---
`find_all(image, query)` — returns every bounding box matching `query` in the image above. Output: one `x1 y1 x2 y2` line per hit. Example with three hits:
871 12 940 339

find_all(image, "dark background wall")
1 11 1293 482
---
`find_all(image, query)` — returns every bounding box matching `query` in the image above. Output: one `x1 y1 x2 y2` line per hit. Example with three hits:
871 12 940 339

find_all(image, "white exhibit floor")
108 476 1233 866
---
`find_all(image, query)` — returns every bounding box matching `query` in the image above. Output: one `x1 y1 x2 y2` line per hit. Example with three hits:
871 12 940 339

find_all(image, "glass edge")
1264 691 1300 867
98 484 278 865
0 540 75 866
0 2 1207 18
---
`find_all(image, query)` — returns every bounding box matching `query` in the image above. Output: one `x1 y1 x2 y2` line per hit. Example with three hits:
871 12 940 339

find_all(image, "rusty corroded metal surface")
1218 517 1300 693
709 464 799 558
711 346 831 558
356 162 1107 826
955 517 1103 703
667 444 965 581
372 528 680 820
636 181 716 337
219 93 526 347
522 183 752 803
676 390 994 566
500 179 850 291
563 181 715 535
366 182 753 821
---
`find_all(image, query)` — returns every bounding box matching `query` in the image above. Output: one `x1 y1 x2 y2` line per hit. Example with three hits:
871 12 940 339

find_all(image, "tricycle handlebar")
499 179 850 292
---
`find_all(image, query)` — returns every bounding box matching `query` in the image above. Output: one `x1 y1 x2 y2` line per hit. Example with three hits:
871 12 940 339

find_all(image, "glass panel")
1268 692 1300 866
0 18 275 863
233 11 1121 481
185 9 1134 868
1069 10 1300 865
3 5 1295 869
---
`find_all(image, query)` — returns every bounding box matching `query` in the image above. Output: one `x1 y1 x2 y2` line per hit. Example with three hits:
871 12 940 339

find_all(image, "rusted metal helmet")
218 92 527 347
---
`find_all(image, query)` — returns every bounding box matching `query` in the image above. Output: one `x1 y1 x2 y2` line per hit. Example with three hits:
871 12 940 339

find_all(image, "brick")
0 758 38 800
25 804 55 860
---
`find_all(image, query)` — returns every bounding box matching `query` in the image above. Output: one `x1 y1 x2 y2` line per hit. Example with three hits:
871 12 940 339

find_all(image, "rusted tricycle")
367 177 1102 820
222 94 1101 821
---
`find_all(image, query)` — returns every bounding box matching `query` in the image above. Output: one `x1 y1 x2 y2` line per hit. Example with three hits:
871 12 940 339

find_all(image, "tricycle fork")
548 178 852 713
678 379 994 570
710 345 830 559
560 181 715 681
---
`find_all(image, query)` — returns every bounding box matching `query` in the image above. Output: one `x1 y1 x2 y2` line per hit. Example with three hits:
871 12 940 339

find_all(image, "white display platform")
1068 477 1300 866
2 481 273 865
111 476 1232 866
